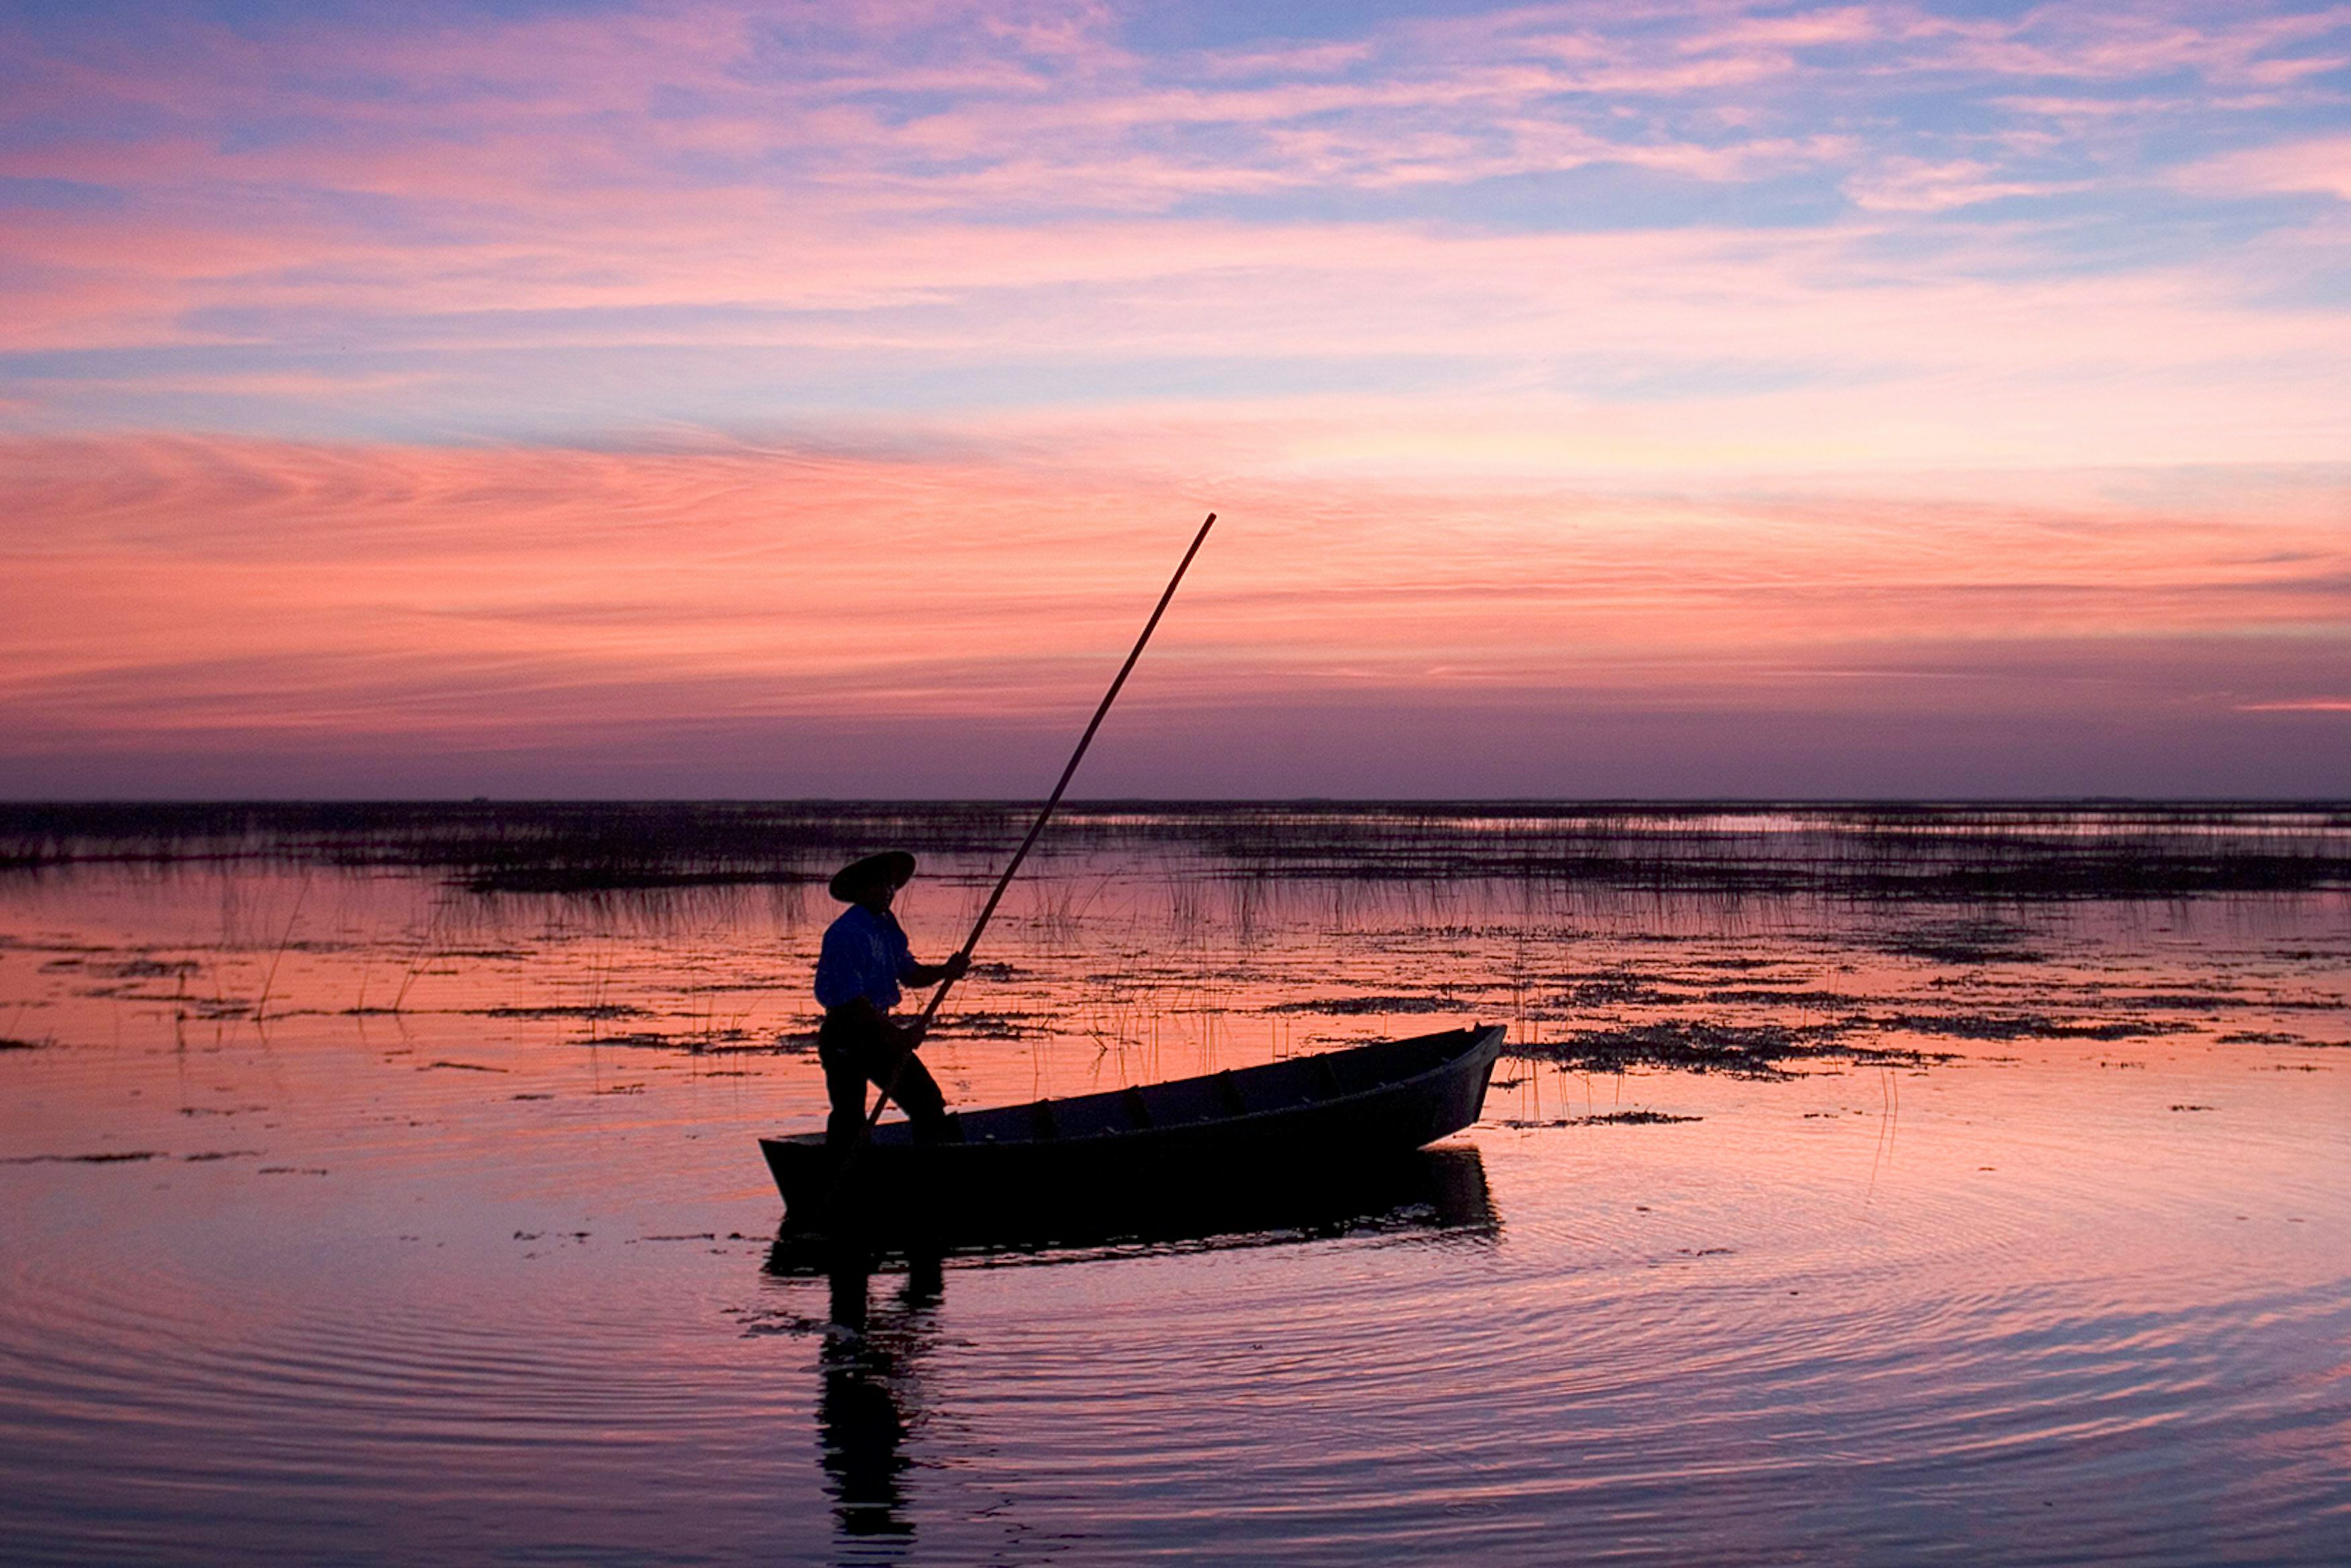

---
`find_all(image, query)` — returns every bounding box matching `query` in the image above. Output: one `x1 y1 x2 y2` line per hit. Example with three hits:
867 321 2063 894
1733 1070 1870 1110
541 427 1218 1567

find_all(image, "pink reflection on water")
0 831 2346 1561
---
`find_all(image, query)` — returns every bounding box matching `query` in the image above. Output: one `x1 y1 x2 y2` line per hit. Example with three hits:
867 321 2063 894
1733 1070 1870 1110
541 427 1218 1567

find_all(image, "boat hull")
760 1023 1504 1242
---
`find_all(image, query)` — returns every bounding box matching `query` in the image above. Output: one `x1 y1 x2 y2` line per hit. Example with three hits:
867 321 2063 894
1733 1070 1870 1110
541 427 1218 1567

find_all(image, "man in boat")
815 850 969 1147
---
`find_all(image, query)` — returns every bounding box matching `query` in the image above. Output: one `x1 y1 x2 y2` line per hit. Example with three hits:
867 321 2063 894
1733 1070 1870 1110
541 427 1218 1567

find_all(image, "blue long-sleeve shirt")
814 902 915 1012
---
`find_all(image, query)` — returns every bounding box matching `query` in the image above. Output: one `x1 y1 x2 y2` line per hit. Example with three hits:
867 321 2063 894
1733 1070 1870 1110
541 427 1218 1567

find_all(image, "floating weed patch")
1578 1109 1704 1125
1880 924 2047 965
474 1003 648 1021
1499 1109 1706 1128
1557 977 1673 1005
1265 996 1464 1015
3 1150 162 1164
1867 1013 2193 1043
1689 988 1861 1007
1513 1019 1941 1079
940 1011 1044 1040
88 957 200 980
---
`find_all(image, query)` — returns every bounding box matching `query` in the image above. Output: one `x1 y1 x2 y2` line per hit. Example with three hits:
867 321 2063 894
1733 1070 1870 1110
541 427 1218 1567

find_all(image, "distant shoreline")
5 800 2347 900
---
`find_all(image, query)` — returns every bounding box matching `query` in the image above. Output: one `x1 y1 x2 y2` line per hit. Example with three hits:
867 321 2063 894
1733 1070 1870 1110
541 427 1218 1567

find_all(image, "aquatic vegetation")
1512 1018 1946 1079
6 801 2348 899
2 803 2347 1564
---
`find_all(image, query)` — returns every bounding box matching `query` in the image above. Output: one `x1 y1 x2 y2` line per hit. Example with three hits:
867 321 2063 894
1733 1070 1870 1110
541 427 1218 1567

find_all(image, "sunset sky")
4 0 2347 797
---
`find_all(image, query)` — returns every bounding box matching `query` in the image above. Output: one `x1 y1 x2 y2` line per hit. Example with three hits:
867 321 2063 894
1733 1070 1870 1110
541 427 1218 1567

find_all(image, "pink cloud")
1843 157 2089 212
2176 135 2351 201
1684 7 1885 51
2 0 2341 382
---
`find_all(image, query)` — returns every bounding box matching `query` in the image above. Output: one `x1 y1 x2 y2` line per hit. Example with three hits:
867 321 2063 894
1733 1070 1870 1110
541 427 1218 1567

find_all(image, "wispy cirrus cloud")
2177 133 2351 200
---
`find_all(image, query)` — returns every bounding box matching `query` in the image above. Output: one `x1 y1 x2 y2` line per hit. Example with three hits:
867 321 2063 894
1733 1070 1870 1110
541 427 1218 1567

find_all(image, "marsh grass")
5 801 2347 899
9 803 2345 1093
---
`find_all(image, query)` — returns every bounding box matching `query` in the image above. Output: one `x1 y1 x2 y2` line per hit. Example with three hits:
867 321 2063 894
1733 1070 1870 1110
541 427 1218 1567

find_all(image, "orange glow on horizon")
5 431 2346 794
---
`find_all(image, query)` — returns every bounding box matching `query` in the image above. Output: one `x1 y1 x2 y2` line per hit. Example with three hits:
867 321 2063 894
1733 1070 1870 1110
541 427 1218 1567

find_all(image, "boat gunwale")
759 1022 1503 1157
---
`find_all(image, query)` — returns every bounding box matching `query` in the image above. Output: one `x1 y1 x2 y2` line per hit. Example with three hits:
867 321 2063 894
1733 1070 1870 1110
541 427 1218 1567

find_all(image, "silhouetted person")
816 851 968 1146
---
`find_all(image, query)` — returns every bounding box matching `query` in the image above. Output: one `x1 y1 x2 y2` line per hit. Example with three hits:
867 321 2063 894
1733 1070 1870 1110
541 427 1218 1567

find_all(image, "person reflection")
817 1247 942 1544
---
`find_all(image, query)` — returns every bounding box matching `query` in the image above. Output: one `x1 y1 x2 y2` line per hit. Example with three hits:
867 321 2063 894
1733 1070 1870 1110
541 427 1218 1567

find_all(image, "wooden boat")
760 1023 1505 1242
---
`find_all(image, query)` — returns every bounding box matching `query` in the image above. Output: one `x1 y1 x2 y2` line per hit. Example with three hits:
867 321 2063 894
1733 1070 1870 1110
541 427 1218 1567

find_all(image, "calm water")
1 808 2347 1564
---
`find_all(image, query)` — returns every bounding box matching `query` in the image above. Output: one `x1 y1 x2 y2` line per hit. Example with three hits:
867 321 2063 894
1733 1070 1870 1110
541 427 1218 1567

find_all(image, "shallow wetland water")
1 805 2347 1564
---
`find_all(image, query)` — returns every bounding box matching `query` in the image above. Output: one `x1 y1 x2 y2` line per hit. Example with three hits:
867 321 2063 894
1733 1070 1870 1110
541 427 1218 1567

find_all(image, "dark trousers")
819 1007 951 1146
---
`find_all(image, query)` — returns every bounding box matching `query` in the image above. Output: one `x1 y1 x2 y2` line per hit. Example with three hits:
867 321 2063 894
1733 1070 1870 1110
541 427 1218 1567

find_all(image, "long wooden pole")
860 511 1217 1138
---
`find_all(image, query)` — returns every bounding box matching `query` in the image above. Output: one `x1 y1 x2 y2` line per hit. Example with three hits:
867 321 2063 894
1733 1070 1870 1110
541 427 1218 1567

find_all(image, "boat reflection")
771 1145 1496 1550
767 1141 1498 1270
